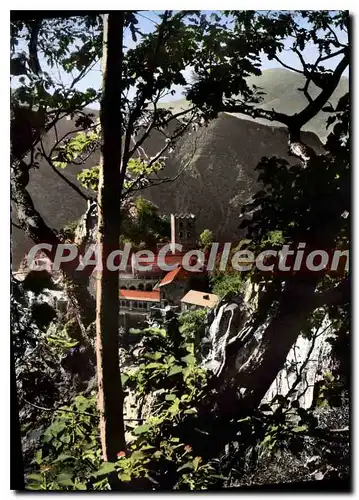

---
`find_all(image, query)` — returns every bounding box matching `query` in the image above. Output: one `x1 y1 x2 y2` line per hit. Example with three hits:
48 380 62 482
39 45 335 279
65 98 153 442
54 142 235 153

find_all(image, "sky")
12 11 349 109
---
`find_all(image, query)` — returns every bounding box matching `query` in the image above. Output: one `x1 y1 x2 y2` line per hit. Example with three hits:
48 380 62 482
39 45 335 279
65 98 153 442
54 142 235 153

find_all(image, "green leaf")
168 365 183 376
129 328 143 335
34 449 42 465
57 473 74 486
139 444 156 451
75 482 87 490
133 423 151 435
184 408 197 415
93 462 116 477
261 434 272 447
146 362 163 369
27 473 43 482
53 453 74 463
118 473 131 482
177 461 195 472
293 425 308 433
60 433 71 444
193 456 202 471
145 351 163 360
26 483 44 490
165 394 177 401
181 353 195 365
131 450 145 460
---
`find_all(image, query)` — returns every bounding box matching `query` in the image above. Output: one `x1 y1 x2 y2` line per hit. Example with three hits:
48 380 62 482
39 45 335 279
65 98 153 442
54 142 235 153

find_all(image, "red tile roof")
119 290 160 302
133 254 185 275
158 266 186 287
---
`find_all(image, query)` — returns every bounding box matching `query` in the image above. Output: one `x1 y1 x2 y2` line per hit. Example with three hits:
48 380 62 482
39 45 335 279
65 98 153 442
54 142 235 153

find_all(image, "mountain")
238 68 348 142
158 68 349 142
11 69 348 268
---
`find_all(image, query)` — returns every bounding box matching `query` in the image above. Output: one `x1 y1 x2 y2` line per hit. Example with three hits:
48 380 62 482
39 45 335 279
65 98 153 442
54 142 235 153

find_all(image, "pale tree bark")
96 12 126 462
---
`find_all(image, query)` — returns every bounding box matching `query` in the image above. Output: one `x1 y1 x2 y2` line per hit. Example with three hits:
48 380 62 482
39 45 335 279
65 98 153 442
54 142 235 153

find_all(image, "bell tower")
170 213 196 252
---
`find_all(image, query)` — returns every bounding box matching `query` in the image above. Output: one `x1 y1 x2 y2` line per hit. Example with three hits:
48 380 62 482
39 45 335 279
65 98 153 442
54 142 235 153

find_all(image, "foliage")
124 319 208 404
26 314 226 490
199 229 213 250
187 11 348 120
178 309 207 354
120 197 171 248
59 218 81 241
25 395 102 491
210 271 245 298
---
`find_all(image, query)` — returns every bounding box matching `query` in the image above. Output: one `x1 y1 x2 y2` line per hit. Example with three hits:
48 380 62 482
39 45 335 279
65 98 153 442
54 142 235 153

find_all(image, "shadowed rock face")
144 113 323 241
11 111 323 269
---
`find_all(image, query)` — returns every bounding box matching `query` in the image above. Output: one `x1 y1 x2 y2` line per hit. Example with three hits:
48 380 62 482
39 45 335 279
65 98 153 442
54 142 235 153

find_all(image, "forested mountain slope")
12 69 348 267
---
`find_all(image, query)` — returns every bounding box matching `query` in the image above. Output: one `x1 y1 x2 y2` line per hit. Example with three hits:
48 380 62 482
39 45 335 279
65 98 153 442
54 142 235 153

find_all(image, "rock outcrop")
200 287 335 409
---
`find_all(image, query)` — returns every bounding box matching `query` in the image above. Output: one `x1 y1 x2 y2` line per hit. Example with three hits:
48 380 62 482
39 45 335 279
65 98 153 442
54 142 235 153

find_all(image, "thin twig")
23 399 145 422
40 138 89 201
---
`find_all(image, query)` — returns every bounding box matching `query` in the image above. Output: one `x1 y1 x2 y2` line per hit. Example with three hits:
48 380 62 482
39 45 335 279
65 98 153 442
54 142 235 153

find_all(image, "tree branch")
221 101 291 127
121 11 171 170
40 139 90 201
313 277 350 309
273 55 304 75
11 158 96 334
294 52 349 130
28 20 42 75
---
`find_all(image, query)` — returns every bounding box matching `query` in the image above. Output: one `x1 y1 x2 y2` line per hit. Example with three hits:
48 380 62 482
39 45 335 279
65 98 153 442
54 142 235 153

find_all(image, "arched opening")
138 283 144 291
145 283 153 291
120 285 127 290
129 286 136 290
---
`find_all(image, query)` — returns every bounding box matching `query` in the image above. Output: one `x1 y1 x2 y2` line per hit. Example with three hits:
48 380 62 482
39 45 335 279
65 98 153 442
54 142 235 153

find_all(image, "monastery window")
145 283 152 291
133 302 137 308
187 232 191 238
179 231 183 238
179 221 184 229
138 283 144 291
130 286 136 290
126 301 130 308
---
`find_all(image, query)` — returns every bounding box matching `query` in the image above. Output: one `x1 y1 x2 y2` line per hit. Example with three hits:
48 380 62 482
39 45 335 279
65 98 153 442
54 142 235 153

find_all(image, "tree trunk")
11 163 96 378
96 12 126 463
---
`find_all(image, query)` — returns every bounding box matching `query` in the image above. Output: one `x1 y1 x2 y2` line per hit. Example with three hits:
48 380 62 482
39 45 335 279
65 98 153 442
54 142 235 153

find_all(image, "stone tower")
170 213 196 252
